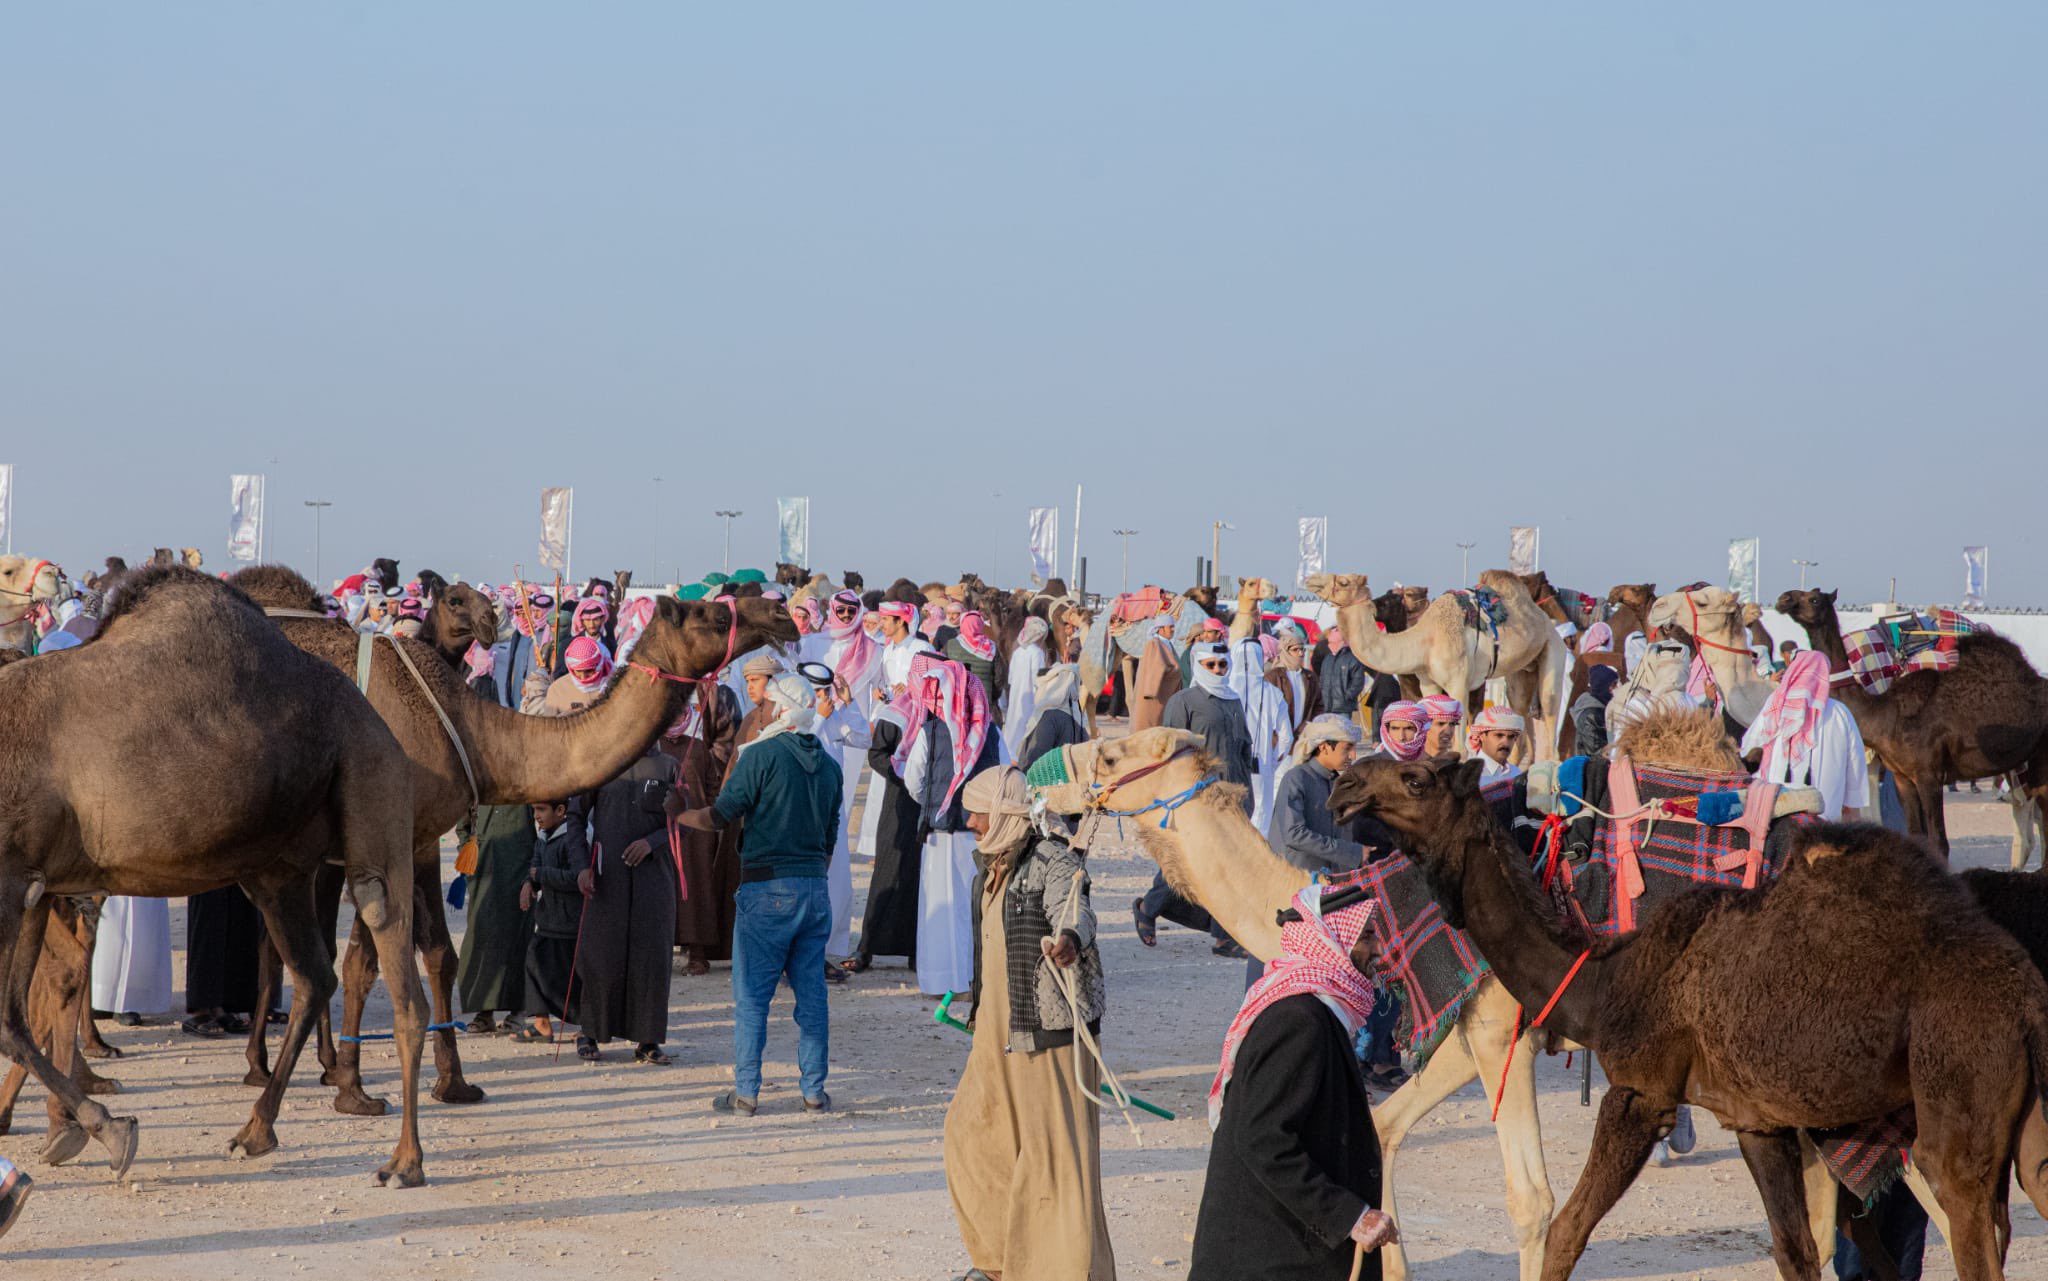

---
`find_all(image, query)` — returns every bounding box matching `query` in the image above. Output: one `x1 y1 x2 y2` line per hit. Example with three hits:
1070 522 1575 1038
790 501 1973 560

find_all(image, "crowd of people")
0 554 1929 1279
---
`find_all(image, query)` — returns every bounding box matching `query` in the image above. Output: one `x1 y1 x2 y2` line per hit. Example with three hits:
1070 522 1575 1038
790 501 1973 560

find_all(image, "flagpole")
1070 484 1083 587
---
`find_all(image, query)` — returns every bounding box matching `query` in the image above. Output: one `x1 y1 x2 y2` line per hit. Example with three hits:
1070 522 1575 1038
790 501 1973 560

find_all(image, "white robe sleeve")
902 727 933 803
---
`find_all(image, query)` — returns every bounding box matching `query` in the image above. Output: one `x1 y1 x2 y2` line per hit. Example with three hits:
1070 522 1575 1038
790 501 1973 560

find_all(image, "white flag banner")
1507 526 1540 576
1727 537 1761 603
1027 507 1059 587
228 474 266 563
1963 545 1988 609
0 464 12 552
1296 516 1328 588
777 497 811 568
539 487 573 574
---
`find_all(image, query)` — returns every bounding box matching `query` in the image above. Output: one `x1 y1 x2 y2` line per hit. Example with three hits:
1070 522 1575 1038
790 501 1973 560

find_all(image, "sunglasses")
832 606 858 618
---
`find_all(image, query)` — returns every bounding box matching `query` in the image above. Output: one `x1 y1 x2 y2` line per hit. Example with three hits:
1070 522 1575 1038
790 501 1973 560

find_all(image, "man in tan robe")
1129 617 1182 732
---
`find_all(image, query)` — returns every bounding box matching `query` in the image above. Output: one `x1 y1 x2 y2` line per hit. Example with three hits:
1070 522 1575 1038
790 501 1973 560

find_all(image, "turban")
1293 712 1361 764
878 601 919 622
1420 695 1463 724
1378 700 1427 761
1468 705 1526 754
961 764 1034 861
563 636 614 692
742 651 786 678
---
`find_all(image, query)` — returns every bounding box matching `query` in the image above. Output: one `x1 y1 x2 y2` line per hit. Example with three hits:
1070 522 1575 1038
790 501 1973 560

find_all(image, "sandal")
511 1024 553 1044
1132 898 1158 948
216 1013 252 1035
633 1044 672 1066
180 1016 227 1039
711 1090 758 1116
576 1036 600 1062
841 954 872 975
465 1014 497 1035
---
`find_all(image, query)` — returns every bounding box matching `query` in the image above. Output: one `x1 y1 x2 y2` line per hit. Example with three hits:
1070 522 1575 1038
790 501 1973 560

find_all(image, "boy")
518 799 591 1043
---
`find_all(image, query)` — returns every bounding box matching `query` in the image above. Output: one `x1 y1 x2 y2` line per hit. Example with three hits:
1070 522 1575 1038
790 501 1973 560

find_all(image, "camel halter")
265 609 479 807
0 559 57 631
1082 745 1219 828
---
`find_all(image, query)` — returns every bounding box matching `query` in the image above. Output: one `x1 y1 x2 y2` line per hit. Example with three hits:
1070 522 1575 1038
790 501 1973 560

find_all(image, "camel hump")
1474 570 1529 599
226 565 324 612
98 564 264 635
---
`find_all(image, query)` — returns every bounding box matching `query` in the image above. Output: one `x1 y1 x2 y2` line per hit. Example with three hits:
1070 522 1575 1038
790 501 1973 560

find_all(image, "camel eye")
1404 774 1427 795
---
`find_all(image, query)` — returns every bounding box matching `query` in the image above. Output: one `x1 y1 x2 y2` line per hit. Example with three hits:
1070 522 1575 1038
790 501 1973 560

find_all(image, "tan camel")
231 566 800 1115
1031 727 1554 1281
1644 586 1773 726
0 555 64 653
1309 571 1571 760
0 566 431 1185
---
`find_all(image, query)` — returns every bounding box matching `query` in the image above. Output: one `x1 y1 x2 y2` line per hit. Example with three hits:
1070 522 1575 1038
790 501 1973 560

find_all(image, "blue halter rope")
1086 745 1223 829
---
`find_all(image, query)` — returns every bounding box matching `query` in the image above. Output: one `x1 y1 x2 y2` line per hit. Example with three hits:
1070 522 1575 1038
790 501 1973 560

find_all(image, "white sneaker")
1668 1105 1698 1156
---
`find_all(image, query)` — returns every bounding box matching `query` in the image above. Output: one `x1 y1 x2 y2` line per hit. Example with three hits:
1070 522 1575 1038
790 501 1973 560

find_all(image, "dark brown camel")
229 567 798 1116
0 567 431 1184
1370 587 1426 703
416 581 499 666
1777 588 2048 862
1329 755 2048 1281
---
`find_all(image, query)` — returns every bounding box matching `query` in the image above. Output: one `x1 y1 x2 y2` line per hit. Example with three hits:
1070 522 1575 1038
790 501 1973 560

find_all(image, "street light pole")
1211 520 1235 589
304 500 333 587
1112 529 1139 593
1456 541 1476 584
1794 558 1819 588
715 510 743 574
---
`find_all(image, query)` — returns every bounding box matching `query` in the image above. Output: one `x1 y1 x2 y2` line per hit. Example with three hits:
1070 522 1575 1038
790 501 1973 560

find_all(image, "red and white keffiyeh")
616 597 657 657
1378 700 1427 760
1466 705 1526 754
563 636 614 693
825 591 882 687
892 652 991 814
919 602 947 642
1419 694 1463 725
955 610 997 662
1208 885 1379 1129
1748 649 1832 781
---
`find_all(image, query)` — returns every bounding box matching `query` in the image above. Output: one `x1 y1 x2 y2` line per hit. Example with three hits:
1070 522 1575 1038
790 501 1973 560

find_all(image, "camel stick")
931 995 1175 1120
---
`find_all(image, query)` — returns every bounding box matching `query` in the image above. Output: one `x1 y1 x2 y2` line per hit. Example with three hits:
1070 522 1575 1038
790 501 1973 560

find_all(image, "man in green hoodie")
681 672 844 1115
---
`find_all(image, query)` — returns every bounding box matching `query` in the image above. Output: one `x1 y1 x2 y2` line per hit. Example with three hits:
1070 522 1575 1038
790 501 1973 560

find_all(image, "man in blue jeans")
681 671 843 1115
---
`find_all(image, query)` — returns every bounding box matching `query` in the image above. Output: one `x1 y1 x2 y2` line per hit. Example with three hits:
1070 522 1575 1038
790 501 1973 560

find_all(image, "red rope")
1491 948 1594 1122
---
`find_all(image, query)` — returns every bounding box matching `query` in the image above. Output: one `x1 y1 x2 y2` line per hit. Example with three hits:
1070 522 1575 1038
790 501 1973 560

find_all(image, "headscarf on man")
1188 641 1238 699
1419 694 1463 726
737 671 821 755
1019 662 1084 743
956 610 997 662
615 597 657 660
1578 622 1614 655
1292 713 1361 765
1209 883 1378 1129
1017 615 1050 654
892 652 992 815
1467 705 1526 755
1378 700 1428 761
919 602 947 642
563 636 614 693
961 764 1035 867
1272 622 1308 672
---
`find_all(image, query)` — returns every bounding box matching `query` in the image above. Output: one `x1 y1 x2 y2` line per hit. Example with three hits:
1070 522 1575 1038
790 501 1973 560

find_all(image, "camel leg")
1372 1025 1482 1281
1911 775 1951 864
312 862 345 1080
1897 1160 1957 1257
352 870 429 1188
415 872 484 1104
243 935 283 1088
1461 1003 1554 1281
36 908 118 1147
1539 1086 1664 1281
0 879 137 1179
1736 1130 1822 1281
72 907 118 1063
328 912 387 1114
227 877 340 1162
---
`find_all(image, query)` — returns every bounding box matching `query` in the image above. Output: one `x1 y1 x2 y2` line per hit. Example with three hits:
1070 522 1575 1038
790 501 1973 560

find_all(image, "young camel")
1031 728 1556 1281
1330 755 2048 1281
0 567 432 1186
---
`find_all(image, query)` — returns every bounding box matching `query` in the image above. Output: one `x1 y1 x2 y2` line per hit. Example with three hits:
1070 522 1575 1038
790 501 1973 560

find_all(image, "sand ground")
2 789 2042 1280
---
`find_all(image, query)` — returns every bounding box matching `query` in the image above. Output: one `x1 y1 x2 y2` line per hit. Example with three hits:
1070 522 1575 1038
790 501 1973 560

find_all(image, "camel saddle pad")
1446 587 1510 634
1812 1108 1914 1203
1574 762 1804 938
1356 775 1521 1062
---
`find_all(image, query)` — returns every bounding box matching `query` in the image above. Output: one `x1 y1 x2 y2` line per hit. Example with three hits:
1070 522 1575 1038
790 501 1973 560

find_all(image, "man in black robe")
572 745 680 1064
1192 885 1396 1280
848 706 921 973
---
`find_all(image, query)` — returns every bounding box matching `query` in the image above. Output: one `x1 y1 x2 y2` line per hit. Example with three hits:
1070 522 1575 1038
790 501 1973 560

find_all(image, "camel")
1604 583 1654 647
0 566 431 1185
1030 727 1557 1281
1777 588 2048 862
1309 571 1571 761
0 556 63 653
0 900 118 1140
1330 754 2048 1281
1645 586 1774 727
227 566 800 1116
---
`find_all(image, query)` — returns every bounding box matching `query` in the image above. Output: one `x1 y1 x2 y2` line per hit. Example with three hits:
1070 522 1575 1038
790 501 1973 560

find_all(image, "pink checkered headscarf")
919 602 947 641
616 597 657 657
1378 700 1427 760
892 653 991 814
956 610 996 662
1749 650 1832 780
1209 884 1377 1129
1419 695 1463 724
563 636 614 692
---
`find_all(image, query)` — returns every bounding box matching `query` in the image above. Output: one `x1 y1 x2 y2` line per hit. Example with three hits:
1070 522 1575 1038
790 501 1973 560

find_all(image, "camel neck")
1146 797 1309 963
457 662 685 805
1442 812 1608 1047
1338 599 1425 676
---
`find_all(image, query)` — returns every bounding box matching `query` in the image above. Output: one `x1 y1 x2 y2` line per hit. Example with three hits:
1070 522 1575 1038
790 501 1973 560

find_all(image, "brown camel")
1310 571 1570 760
1330 755 2048 1281
0 566 431 1185
0 900 118 1140
1777 588 2048 862
229 566 799 1116
416 581 500 666
1371 587 1426 704
1604 583 1654 646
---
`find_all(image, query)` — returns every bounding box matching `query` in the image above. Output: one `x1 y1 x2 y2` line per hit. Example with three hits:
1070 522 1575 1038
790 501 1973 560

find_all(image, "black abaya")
857 718 924 963
574 750 679 1045
185 885 264 1014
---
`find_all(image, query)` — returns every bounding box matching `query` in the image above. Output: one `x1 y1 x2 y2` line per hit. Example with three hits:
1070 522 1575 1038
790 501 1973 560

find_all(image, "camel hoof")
243 1067 273 1089
320 1067 349 1088
227 1122 278 1161
432 1079 485 1105
332 1088 389 1118
101 1116 139 1180
41 1123 90 1167
375 1160 427 1189
82 1073 121 1097
80 1042 122 1061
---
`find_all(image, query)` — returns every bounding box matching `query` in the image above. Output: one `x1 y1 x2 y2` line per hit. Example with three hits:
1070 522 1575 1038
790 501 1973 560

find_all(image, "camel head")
424 582 500 665
180 548 204 570
774 562 809 588
1182 584 1220 616
1606 583 1656 620
1329 755 1490 926
631 596 801 680
1371 588 1407 632
0 555 65 608
1399 586 1430 621
1740 602 1763 629
1028 727 1210 819
1774 588 1839 628
1306 572 1370 609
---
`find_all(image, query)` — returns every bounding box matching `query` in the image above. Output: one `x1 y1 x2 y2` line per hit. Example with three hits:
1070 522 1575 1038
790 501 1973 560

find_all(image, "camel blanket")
1812 1109 1915 1204
1840 610 1976 695
1444 587 1511 634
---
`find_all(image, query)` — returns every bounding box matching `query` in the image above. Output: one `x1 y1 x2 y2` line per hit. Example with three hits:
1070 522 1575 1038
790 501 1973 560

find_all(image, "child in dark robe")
519 800 588 1044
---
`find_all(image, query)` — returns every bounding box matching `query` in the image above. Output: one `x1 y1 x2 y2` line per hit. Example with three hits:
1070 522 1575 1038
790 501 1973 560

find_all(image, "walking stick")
932 994 1176 1120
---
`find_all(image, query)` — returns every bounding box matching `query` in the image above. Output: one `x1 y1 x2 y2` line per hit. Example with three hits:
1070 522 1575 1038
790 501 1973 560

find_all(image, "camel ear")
1824 590 1837 604
1448 758 1486 800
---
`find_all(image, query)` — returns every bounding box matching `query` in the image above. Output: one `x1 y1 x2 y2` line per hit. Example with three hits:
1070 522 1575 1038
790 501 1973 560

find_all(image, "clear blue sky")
4 5 2041 604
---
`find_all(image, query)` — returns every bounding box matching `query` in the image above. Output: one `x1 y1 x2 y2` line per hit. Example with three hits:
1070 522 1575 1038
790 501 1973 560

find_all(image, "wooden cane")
1349 1243 1367 1281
